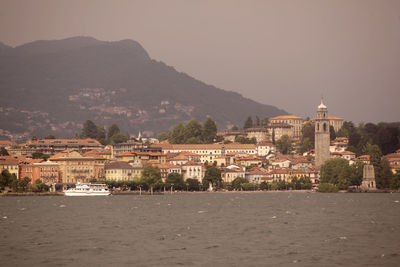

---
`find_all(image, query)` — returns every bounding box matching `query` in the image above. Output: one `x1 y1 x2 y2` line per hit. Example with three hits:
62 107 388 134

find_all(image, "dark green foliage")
298 137 313 154
232 177 248 190
259 181 270 190
317 183 339 193
111 133 129 144
32 152 50 160
141 165 162 189
168 118 217 144
165 173 185 190
349 161 365 186
0 147 9 156
96 126 106 144
157 132 169 142
346 122 400 156
320 158 352 190
276 135 293 155
169 123 185 144
261 117 269 126
329 125 336 140
33 179 50 192
389 172 400 190
203 165 222 189
289 176 312 190
301 122 315 148
186 178 201 191
0 170 16 189
184 119 203 142
234 136 257 144
244 116 253 129
82 120 98 139
202 118 217 143
107 124 121 140
379 159 393 189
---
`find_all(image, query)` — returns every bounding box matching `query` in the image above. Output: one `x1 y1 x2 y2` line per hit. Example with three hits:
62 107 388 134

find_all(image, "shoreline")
2 189 398 197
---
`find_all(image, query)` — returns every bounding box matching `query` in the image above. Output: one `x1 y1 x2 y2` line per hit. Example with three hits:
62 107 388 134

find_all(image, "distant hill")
0 37 287 139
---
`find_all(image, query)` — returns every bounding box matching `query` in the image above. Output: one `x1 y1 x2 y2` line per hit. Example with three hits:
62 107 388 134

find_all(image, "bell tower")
315 100 330 166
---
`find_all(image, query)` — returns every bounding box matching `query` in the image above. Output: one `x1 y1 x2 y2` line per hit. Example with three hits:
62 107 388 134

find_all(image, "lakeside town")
1 101 400 194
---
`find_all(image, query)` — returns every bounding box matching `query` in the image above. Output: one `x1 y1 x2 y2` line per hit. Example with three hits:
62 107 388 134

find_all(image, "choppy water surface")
1 192 399 266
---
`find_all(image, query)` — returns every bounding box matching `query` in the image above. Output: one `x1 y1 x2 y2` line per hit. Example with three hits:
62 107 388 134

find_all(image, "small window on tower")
323 123 327 132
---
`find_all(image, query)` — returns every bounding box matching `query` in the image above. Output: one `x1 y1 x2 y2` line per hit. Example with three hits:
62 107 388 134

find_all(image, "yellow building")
270 115 303 138
49 150 106 184
105 161 136 181
0 156 20 179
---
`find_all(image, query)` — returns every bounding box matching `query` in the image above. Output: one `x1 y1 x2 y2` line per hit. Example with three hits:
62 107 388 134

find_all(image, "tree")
271 128 275 144
96 126 106 144
298 137 313 154
390 172 400 190
169 123 185 144
107 124 121 140
0 169 14 189
231 125 239 131
276 135 293 154
261 117 269 126
320 158 351 190
184 119 203 143
379 159 393 189
186 178 200 191
82 120 98 139
32 152 49 160
157 132 169 142
0 147 9 156
141 165 162 190
45 135 56 139
186 137 202 144
349 161 365 186
301 122 315 148
203 165 222 189
111 133 129 144
232 177 248 190
329 125 336 140
243 116 253 129
165 173 185 190
234 136 257 144
202 118 217 143
317 183 339 193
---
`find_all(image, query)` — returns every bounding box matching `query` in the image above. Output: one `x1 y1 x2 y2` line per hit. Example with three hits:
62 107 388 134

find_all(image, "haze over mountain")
0 37 287 139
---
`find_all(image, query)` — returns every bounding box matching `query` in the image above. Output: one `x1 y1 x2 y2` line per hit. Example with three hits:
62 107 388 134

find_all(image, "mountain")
0 37 287 139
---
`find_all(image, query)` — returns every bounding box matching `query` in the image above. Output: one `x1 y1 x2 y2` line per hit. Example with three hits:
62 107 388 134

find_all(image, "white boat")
64 183 110 196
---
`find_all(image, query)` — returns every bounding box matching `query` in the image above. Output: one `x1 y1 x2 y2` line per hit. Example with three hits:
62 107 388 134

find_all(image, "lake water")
0 192 399 266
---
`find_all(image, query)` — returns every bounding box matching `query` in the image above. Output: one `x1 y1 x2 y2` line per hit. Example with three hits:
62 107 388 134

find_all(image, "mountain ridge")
0 37 287 139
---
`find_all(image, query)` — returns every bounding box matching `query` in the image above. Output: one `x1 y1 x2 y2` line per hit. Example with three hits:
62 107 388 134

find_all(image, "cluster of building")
1 101 399 190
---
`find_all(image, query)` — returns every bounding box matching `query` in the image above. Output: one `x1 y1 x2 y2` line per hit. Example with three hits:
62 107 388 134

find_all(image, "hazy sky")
1 0 399 123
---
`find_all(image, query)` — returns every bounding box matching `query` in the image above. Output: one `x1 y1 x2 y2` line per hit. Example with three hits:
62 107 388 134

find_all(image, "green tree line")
157 118 217 144
79 120 130 145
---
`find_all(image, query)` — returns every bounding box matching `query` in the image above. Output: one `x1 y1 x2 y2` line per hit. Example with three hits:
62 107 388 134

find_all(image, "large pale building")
315 101 331 167
155 143 258 164
270 115 303 138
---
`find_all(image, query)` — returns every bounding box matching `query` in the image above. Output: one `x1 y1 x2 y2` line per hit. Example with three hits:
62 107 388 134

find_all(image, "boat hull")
64 191 110 196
